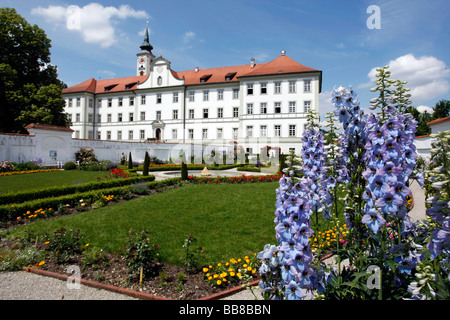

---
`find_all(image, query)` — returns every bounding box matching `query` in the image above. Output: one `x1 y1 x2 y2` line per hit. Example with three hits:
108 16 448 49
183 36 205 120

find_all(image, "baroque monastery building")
62 26 322 155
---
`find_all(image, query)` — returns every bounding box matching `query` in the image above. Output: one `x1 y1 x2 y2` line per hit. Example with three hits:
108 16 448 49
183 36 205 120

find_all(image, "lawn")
3 182 280 266
0 170 116 193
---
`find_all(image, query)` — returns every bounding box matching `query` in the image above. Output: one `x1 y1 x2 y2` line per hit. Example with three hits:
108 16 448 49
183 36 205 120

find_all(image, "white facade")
62 30 322 156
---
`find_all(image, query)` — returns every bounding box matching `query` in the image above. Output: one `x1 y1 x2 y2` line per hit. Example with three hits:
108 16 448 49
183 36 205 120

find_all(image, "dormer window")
125 82 137 90
104 84 118 92
225 72 236 81
200 74 212 83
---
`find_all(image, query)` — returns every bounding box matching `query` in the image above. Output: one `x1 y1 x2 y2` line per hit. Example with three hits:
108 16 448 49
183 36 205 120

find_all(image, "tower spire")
140 21 153 53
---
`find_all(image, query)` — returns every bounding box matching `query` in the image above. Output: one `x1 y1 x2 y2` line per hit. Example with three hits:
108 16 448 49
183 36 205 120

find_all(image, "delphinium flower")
258 151 320 300
332 85 367 233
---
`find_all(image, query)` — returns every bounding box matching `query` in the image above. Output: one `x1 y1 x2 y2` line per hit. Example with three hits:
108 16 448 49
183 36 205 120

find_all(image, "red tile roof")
63 54 321 93
25 123 74 132
427 115 450 126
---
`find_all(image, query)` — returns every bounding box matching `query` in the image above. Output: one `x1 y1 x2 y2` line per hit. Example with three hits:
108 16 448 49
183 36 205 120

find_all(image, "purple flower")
362 207 386 234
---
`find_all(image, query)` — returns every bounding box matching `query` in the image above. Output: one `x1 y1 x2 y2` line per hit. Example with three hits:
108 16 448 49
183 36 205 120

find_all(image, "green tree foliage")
142 151 150 176
433 99 450 119
0 8 69 133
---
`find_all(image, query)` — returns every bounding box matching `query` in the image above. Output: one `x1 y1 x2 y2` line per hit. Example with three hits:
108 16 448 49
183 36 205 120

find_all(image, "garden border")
25 267 261 300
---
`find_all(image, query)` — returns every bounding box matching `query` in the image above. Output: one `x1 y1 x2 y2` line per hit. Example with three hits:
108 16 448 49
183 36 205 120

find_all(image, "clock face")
140 58 145 63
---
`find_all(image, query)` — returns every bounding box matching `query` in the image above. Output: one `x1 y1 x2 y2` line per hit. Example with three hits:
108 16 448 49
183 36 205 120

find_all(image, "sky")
3 0 450 121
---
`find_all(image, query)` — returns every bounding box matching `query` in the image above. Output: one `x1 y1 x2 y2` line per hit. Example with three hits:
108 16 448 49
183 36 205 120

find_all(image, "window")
141 95 146 105
217 108 223 118
128 130 133 140
260 83 267 94
118 113 122 122
156 111 161 120
86 113 92 122
217 128 223 139
260 125 267 137
118 131 122 140
247 84 253 95
304 101 311 113
203 109 209 119
129 112 134 122
68 99 72 107
118 97 123 107
67 113 72 122
157 76 162 86
140 130 145 140
189 109 194 119
173 109 178 120
246 126 253 137
289 101 296 113
140 111 146 121
108 98 112 107
106 131 111 140
289 81 296 93
172 129 177 139
274 125 281 137
247 103 253 115
202 128 208 139
274 82 281 94
97 99 102 108
233 128 239 140
129 97 134 106
233 89 239 99
188 129 194 139
88 99 93 108
233 107 239 118
75 130 80 138
97 114 101 123
97 131 101 140
75 113 80 122
260 103 267 114
76 98 81 107
173 92 179 103
157 94 162 104
189 91 195 102
289 125 296 137
217 89 224 100
107 114 112 122
304 80 311 92
275 102 281 113
203 90 209 101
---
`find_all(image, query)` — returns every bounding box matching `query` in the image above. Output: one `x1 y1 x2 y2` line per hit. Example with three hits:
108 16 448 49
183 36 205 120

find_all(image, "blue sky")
4 0 450 120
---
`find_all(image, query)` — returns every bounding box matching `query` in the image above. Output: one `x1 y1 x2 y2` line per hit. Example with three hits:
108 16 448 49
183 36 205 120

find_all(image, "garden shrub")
131 182 150 195
123 229 161 279
63 161 77 170
0 161 15 173
43 228 84 264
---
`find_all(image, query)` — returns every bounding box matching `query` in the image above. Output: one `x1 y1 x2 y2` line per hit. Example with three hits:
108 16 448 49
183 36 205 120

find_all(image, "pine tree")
143 151 149 176
128 152 133 169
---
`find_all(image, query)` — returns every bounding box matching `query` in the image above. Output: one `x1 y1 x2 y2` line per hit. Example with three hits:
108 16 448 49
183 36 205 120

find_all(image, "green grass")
3 182 280 266
0 170 112 193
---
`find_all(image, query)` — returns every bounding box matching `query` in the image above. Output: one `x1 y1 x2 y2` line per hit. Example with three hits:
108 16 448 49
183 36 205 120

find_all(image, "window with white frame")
173 109 178 120
118 97 123 107
172 129 177 139
246 126 253 137
117 131 122 140
88 113 93 123
233 128 239 140
107 114 111 122
289 81 296 93
129 96 134 106
129 112 134 121
233 89 239 99
233 107 239 118
128 130 133 140
203 108 208 119
173 92 179 103
260 125 267 137
188 129 194 139
140 130 145 140
107 98 112 107
289 101 296 113
106 131 111 140
275 102 281 113
97 114 101 123
189 109 194 119
289 125 296 137
217 89 224 100
274 82 281 94
189 91 195 102
141 95 146 105
68 99 72 107
304 80 311 92
260 103 267 114
75 113 80 122
203 90 209 101
260 83 267 94
202 128 208 139
247 103 253 115
156 111 161 120
274 125 281 137
118 113 122 122
76 98 81 107
217 108 223 118
217 128 223 139
157 94 162 104
97 99 102 108
304 101 311 113
140 111 145 121
247 83 253 95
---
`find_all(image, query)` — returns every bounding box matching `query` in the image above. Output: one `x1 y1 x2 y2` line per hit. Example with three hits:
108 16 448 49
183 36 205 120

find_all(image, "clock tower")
136 23 155 76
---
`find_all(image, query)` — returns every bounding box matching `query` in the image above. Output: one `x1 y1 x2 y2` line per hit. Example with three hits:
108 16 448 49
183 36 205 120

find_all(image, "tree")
432 99 450 119
0 8 69 133
128 152 133 169
142 151 150 176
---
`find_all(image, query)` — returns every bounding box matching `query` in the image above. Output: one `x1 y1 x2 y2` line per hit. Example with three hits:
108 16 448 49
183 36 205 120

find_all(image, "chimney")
281 50 286 56
250 57 255 68
195 66 199 72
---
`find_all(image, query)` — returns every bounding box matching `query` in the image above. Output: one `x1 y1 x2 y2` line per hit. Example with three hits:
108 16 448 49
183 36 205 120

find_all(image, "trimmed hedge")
0 175 156 205
237 166 261 173
0 177 182 223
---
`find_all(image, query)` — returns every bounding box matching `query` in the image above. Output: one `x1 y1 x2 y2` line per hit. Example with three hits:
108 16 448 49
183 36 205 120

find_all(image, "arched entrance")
156 128 161 141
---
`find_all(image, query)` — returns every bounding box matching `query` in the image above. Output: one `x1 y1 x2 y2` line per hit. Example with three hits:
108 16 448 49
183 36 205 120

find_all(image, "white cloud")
31 3 149 48
416 105 434 114
183 31 196 43
361 54 450 103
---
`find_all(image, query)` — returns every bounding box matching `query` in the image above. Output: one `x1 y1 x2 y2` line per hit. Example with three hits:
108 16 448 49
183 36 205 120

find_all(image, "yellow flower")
85 243 90 247
216 280 222 285
45 241 50 245
247 266 252 272
230 272 235 277
203 267 209 273
213 274 219 279
38 261 45 266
